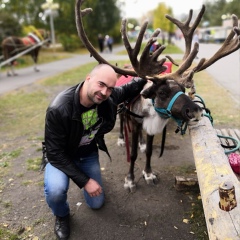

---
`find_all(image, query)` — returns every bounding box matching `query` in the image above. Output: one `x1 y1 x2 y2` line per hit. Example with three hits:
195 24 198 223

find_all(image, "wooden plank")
228 129 240 154
188 117 240 240
175 175 199 191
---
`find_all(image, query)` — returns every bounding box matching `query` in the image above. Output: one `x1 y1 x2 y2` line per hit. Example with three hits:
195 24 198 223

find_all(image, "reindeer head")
75 0 240 126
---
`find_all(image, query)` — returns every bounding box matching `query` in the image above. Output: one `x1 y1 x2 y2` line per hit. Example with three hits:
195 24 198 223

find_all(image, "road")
175 39 240 105
1 43 240 105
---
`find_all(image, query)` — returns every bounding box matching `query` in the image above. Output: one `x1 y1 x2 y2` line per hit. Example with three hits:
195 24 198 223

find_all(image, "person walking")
43 63 147 240
107 36 113 52
97 33 104 52
192 30 199 59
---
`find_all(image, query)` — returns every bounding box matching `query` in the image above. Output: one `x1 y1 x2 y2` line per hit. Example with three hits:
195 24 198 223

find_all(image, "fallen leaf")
183 219 189 224
26 226 31 231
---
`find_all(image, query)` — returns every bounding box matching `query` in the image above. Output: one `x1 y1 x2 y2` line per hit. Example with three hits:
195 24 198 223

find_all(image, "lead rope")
194 94 240 155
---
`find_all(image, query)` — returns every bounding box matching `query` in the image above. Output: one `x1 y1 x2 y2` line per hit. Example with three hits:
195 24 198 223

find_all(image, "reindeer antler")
148 5 240 89
121 20 168 77
75 0 137 77
75 0 169 78
194 14 240 72
75 1 240 88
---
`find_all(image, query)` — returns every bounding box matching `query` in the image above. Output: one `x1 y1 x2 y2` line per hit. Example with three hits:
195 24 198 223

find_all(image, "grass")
26 157 42 171
1 48 74 72
117 42 183 55
0 149 22 176
0 227 19 240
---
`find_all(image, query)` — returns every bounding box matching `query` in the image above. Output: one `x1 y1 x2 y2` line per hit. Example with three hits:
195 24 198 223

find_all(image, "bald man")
43 64 146 239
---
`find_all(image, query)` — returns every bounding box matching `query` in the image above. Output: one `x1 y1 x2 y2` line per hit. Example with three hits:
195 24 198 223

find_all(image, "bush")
58 34 83 52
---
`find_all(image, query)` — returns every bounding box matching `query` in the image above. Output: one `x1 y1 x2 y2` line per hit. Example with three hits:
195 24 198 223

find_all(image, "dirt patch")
0 109 208 240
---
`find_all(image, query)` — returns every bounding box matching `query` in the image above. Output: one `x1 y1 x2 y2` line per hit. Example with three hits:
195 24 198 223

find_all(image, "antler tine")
75 0 137 77
121 19 168 78
165 5 205 61
147 6 205 86
194 14 240 72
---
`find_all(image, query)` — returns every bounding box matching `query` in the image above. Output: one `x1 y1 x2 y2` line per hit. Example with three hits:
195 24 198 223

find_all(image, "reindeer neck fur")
131 82 169 136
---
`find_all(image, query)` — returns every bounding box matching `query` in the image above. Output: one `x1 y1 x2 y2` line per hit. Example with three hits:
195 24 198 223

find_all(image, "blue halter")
152 91 186 134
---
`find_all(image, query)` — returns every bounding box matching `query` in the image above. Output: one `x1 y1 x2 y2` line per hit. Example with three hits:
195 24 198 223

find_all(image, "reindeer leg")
143 134 158 184
138 127 146 153
117 113 125 147
124 121 140 192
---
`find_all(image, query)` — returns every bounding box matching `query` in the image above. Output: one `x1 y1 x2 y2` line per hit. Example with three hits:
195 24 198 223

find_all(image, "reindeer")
1 29 50 76
75 0 240 191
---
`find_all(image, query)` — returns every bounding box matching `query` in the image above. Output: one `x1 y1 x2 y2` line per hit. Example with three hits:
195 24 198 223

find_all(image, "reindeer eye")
159 90 166 96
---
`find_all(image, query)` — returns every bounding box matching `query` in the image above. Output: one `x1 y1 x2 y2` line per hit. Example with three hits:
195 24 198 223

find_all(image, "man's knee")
86 194 105 209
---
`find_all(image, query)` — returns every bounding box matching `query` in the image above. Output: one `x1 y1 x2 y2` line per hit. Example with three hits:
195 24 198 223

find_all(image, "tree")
153 3 175 44
54 0 121 49
0 0 121 51
0 10 22 54
223 0 240 18
203 0 228 26
81 0 121 45
0 0 45 27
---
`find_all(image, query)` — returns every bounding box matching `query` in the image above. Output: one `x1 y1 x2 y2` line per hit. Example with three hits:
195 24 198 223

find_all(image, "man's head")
80 64 118 107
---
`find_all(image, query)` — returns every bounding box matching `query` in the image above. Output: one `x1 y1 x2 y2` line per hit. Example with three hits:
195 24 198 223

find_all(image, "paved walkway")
175 39 240 105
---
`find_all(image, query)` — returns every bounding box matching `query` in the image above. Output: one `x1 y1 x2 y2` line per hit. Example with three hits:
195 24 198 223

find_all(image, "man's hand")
84 178 102 197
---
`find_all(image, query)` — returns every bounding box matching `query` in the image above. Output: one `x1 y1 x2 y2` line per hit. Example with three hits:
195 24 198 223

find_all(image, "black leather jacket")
44 77 146 189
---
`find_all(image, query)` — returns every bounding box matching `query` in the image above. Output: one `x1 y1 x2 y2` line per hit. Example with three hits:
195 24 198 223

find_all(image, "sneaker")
54 214 70 240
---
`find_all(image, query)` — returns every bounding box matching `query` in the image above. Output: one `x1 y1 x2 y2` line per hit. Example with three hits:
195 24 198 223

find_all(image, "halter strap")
152 91 186 134
152 91 184 119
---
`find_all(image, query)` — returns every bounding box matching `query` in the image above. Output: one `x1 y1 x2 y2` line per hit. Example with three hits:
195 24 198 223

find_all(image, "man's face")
86 68 117 105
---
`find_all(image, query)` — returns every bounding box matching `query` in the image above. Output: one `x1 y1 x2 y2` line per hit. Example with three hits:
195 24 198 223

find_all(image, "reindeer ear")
141 85 156 99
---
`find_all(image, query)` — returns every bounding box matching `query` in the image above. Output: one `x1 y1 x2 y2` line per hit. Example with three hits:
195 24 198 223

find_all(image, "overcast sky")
121 0 204 19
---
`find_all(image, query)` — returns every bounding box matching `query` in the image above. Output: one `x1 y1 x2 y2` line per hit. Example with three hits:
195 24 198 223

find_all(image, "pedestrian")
192 30 199 59
97 33 104 52
43 63 147 240
149 41 160 55
107 36 113 52
104 35 113 53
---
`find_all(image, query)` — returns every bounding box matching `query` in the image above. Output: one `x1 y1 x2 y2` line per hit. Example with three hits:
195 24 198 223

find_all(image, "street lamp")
41 0 59 48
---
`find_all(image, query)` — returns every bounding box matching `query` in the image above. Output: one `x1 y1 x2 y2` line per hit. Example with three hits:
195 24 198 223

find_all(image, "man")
44 63 146 239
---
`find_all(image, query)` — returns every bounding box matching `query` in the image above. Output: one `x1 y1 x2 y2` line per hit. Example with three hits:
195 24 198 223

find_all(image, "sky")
121 0 205 19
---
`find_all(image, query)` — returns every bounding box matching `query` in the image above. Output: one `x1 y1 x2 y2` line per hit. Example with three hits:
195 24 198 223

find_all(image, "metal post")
49 9 55 48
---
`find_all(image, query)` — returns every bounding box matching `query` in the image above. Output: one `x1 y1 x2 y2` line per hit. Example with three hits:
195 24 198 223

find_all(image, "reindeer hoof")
117 138 125 147
142 170 158 184
124 177 136 192
139 142 146 153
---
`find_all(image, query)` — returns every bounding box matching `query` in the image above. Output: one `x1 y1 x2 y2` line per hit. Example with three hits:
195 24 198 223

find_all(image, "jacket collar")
72 82 84 121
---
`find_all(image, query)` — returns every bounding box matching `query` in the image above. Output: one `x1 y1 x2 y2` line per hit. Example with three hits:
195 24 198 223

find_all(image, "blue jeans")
44 152 105 217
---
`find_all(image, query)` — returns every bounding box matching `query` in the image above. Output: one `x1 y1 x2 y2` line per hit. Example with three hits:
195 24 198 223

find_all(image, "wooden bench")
188 116 240 240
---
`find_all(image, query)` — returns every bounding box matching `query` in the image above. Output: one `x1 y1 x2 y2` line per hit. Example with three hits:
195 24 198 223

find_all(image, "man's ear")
141 85 156 99
86 75 91 82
